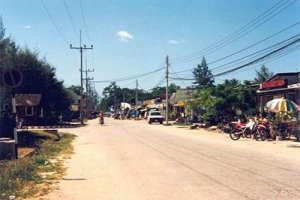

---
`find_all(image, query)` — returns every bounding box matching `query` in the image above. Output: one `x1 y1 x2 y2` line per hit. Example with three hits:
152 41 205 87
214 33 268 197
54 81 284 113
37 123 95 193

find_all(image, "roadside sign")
2 69 23 88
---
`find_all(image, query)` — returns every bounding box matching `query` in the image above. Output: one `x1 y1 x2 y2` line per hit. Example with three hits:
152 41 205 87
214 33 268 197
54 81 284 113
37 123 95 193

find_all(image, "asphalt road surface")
45 118 300 200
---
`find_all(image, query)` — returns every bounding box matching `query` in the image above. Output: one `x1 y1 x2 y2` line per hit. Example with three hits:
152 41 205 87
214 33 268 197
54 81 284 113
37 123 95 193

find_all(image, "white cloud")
169 40 178 44
22 25 31 29
116 30 134 42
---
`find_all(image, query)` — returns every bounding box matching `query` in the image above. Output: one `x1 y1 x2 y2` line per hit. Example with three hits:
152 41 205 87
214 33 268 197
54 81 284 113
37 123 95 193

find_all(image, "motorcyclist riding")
99 111 104 125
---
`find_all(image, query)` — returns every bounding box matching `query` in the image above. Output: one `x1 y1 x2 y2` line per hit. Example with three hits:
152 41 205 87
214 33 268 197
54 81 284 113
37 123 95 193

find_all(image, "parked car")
147 111 164 124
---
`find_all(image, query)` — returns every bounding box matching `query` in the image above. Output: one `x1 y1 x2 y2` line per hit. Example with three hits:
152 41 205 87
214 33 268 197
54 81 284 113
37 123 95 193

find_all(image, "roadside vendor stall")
264 97 300 141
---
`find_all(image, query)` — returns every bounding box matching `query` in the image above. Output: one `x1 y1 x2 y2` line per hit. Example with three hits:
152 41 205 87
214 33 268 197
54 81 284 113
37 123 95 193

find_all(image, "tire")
254 131 260 141
244 129 252 138
148 120 152 124
160 120 163 124
230 130 241 140
259 130 267 141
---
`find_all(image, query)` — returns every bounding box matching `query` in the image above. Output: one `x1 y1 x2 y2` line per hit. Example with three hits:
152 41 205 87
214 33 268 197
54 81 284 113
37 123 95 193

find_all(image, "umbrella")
264 98 300 113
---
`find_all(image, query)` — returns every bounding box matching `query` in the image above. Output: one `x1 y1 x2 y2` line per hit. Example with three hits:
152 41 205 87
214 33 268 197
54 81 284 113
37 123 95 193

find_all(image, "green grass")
0 130 76 199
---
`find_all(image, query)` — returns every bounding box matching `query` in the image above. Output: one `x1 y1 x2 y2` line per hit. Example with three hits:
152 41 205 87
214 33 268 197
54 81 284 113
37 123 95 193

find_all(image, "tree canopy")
99 82 180 111
192 57 214 88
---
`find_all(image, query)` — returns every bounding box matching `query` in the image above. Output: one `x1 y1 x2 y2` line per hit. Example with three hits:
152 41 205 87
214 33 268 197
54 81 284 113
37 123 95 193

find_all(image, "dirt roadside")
164 121 300 162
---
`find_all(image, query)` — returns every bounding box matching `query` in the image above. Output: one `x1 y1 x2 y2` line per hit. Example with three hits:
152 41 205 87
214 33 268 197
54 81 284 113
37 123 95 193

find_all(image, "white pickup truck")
147 111 164 124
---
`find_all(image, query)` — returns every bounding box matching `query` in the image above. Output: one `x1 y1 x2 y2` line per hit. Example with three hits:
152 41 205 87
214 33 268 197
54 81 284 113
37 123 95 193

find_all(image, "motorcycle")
229 119 268 141
99 114 104 126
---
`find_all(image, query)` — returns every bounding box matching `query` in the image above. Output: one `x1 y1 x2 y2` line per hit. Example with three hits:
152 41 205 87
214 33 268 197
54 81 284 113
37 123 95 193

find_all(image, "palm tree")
254 65 274 83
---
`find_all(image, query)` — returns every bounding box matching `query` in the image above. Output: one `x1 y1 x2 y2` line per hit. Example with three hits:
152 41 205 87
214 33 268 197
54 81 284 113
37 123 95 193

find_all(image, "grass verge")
0 130 76 200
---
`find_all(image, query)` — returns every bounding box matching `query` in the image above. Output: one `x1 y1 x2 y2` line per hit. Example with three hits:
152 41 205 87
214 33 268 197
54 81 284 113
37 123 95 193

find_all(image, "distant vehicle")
104 112 111 117
113 112 121 119
147 111 163 124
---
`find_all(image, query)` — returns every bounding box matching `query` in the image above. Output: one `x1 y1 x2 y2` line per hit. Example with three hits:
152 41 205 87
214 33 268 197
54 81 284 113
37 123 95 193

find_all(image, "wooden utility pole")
165 55 169 125
135 79 138 119
70 30 93 124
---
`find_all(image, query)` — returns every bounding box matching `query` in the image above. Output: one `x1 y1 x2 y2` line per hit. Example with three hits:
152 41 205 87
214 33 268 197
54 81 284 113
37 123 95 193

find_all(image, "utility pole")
70 30 93 125
165 55 169 125
135 79 138 119
83 62 94 119
83 60 94 96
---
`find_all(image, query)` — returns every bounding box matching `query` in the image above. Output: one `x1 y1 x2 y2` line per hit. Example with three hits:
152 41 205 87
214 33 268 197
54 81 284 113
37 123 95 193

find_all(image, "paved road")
46 118 300 200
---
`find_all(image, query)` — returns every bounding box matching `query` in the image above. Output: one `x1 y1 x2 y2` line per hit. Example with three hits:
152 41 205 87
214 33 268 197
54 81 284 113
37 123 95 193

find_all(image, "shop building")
256 72 300 112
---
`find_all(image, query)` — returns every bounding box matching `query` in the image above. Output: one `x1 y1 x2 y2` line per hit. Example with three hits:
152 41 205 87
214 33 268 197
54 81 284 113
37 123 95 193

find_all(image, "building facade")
256 72 300 112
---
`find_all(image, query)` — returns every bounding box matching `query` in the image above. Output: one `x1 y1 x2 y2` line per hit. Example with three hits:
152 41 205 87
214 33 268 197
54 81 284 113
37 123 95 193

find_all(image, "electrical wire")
144 76 166 92
170 23 300 75
211 34 300 71
170 0 298 64
212 37 300 77
208 21 300 66
40 0 70 45
234 44 300 75
92 67 165 83
170 65 188 88
63 0 79 37
169 37 300 81
40 0 78 68
79 0 92 45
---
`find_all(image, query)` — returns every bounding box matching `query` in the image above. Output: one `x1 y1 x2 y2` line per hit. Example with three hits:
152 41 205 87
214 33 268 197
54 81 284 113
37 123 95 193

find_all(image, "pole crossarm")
69 31 93 125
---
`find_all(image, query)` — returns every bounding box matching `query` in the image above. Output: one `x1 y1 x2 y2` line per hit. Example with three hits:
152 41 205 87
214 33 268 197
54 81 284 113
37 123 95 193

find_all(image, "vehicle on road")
147 111 163 124
99 112 104 126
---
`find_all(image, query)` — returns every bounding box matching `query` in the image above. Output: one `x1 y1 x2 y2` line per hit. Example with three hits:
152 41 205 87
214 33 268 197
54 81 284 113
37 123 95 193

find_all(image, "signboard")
2 69 23 88
260 79 287 90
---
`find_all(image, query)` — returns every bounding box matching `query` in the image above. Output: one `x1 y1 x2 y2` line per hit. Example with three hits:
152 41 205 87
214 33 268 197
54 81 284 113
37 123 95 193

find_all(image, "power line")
170 23 300 75
40 0 79 68
211 34 300 71
170 65 188 88
40 0 70 45
213 37 300 77
92 67 165 83
234 44 300 75
208 21 300 66
79 0 92 45
169 37 300 81
63 0 79 37
170 0 298 64
145 76 166 92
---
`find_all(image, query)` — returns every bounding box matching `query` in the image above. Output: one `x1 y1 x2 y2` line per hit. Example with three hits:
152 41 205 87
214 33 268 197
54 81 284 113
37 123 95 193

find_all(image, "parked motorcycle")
229 119 267 141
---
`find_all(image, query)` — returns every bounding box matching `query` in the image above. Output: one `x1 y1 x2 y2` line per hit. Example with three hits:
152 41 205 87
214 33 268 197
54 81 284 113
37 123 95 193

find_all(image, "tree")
186 87 220 124
186 78 257 125
14 49 72 118
0 17 5 39
148 83 180 99
67 85 82 96
192 57 214 88
101 82 122 110
254 65 274 83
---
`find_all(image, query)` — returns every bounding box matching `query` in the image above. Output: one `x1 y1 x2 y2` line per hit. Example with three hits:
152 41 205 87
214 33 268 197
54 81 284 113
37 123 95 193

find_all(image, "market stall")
264 97 300 140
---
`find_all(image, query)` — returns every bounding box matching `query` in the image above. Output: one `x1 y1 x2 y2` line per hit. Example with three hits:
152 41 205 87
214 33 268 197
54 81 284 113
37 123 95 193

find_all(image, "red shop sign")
260 79 287 90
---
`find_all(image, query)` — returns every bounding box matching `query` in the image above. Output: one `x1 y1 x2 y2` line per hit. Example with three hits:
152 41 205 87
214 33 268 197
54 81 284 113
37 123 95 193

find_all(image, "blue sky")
0 0 299 95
